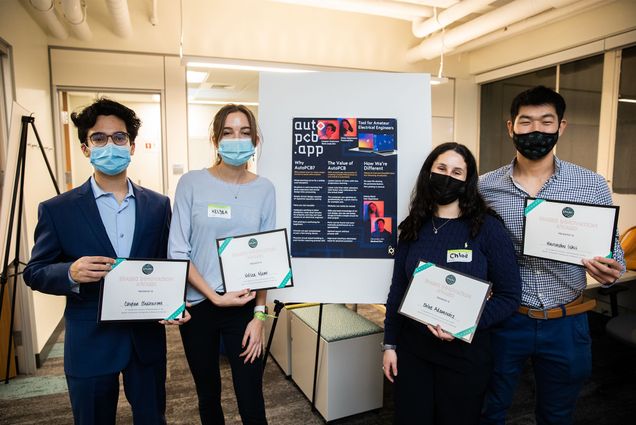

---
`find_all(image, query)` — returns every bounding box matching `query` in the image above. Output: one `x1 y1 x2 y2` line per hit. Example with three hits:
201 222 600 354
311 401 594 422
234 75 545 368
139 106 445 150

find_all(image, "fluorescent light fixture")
187 70 208 83
183 55 328 74
188 99 259 106
430 76 449 85
188 62 314 73
618 98 636 104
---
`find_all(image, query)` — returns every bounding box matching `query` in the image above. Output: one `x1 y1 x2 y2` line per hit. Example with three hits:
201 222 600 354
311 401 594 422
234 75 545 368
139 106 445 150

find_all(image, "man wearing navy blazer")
24 99 186 425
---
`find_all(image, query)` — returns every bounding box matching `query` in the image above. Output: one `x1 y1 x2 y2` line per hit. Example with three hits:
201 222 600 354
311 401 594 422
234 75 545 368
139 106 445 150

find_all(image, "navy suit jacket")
23 178 171 378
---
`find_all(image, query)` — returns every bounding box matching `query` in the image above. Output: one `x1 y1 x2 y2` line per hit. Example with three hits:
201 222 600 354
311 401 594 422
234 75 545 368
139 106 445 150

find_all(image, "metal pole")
311 303 324 412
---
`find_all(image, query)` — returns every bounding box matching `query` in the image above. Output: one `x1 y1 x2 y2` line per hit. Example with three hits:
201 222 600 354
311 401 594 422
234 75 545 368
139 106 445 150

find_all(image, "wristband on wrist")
254 305 267 314
254 311 268 321
381 343 397 352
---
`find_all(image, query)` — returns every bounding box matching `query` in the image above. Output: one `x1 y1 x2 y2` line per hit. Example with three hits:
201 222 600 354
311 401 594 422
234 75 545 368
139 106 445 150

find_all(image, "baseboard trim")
35 318 64 368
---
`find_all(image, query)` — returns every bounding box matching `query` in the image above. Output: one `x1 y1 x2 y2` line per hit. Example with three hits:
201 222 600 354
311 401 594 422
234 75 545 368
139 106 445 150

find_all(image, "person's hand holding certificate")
217 229 293 292
99 259 188 322
398 262 491 343
522 198 619 266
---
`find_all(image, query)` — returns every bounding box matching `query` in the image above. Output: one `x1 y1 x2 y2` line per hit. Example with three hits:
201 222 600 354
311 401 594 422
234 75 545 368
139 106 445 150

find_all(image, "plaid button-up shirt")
479 156 625 309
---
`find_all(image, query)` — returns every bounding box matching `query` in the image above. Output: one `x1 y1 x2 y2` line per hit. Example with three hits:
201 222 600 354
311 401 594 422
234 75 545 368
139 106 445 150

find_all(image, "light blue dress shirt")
69 177 136 288
90 176 136 257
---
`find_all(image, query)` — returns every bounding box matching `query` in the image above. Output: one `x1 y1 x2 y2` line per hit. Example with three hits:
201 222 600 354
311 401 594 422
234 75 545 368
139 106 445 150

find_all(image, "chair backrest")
620 226 636 270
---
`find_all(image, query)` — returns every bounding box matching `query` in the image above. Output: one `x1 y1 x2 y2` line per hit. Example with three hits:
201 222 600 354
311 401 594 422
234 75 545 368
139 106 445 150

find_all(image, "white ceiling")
25 0 614 104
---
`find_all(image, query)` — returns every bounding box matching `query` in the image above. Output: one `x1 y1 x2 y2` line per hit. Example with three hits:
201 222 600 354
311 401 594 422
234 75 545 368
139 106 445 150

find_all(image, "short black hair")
326 123 336 131
376 218 385 224
510 85 566 122
70 98 141 145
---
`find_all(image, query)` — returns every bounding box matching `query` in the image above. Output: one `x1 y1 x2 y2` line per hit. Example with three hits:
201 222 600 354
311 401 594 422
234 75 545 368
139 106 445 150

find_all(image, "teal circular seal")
142 264 154 275
248 238 258 248
562 207 575 218
445 274 456 285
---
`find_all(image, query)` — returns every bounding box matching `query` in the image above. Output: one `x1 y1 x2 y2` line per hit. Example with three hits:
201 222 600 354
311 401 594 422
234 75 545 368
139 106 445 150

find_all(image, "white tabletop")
586 269 636 289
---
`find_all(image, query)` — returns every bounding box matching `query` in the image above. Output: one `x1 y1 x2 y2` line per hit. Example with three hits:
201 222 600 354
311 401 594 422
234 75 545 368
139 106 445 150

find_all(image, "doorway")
58 90 165 193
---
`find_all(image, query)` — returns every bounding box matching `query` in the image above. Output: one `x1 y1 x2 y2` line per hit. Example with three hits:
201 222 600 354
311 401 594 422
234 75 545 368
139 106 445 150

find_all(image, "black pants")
66 349 166 425
393 326 492 425
179 299 267 425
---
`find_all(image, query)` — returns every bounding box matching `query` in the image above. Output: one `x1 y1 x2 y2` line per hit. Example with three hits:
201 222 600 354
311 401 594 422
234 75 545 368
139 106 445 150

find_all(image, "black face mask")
429 172 466 205
512 130 559 160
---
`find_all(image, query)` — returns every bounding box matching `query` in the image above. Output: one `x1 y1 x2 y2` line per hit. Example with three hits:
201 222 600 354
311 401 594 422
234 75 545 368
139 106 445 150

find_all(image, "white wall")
0 0 64 370
465 0 636 76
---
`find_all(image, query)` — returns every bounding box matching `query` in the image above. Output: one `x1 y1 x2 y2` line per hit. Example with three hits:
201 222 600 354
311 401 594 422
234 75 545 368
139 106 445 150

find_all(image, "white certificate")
398 262 491 343
217 229 293 292
522 198 619 266
98 259 188 322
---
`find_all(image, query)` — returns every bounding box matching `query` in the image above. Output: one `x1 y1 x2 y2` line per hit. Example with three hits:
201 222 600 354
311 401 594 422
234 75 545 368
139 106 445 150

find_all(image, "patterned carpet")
0 306 634 424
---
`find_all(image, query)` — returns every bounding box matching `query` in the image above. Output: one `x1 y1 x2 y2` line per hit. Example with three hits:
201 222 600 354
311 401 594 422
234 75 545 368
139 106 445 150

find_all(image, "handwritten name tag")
447 249 472 263
208 204 231 219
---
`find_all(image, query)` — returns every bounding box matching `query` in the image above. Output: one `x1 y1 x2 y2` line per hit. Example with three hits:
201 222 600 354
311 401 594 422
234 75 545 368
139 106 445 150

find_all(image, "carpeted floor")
0 307 634 424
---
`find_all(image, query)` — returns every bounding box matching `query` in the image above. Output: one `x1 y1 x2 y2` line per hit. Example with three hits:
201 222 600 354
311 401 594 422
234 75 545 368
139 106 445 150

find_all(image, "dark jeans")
179 299 267 425
481 313 592 425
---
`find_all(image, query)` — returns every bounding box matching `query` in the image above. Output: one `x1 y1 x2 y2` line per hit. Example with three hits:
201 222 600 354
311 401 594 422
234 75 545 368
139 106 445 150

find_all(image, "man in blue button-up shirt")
24 99 187 425
480 86 625 425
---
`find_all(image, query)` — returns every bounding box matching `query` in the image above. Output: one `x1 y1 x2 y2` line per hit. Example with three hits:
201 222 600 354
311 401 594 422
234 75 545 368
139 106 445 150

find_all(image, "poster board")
258 72 431 303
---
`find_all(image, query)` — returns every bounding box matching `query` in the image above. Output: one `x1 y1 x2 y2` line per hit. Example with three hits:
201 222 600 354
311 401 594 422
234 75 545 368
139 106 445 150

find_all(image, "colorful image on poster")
363 200 384 222
291 117 397 258
317 119 340 140
371 217 393 241
340 118 357 139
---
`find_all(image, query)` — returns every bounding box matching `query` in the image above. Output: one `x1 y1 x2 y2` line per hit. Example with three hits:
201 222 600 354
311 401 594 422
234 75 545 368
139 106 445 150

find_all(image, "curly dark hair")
70 98 141 145
398 142 494 242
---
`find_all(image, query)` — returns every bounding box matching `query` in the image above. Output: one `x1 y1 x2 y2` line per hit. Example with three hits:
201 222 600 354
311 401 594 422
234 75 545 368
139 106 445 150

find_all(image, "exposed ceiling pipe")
270 0 434 21
28 0 69 39
150 0 159 26
451 0 609 56
412 0 498 38
406 0 581 61
396 0 459 6
105 0 133 38
61 0 92 40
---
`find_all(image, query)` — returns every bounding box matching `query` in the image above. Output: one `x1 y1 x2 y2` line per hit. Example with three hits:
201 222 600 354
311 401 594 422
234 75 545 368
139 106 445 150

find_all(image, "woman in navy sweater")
382 142 521 425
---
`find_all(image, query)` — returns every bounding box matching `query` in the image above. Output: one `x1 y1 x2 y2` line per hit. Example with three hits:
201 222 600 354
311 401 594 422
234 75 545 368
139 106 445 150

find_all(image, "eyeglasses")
87 131 130 147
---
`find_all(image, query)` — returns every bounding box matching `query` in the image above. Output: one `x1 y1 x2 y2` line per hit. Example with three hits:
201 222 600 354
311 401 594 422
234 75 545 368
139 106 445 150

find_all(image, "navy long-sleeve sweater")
384 214 522 351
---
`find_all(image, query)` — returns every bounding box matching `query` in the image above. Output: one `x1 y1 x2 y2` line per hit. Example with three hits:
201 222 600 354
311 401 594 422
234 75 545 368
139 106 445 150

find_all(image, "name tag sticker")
447 249 472 263
208 204 231 219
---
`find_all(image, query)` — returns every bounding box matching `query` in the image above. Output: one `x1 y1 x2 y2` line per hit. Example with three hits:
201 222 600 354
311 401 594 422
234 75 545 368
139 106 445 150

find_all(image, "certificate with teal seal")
217 228 293 292
98 259 189 322
398 261 491 343
522 198 619 266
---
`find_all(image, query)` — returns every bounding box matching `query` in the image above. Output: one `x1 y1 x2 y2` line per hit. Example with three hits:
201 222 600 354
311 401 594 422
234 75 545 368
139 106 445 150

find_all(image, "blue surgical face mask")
218 138 255 166
89 144 131 176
